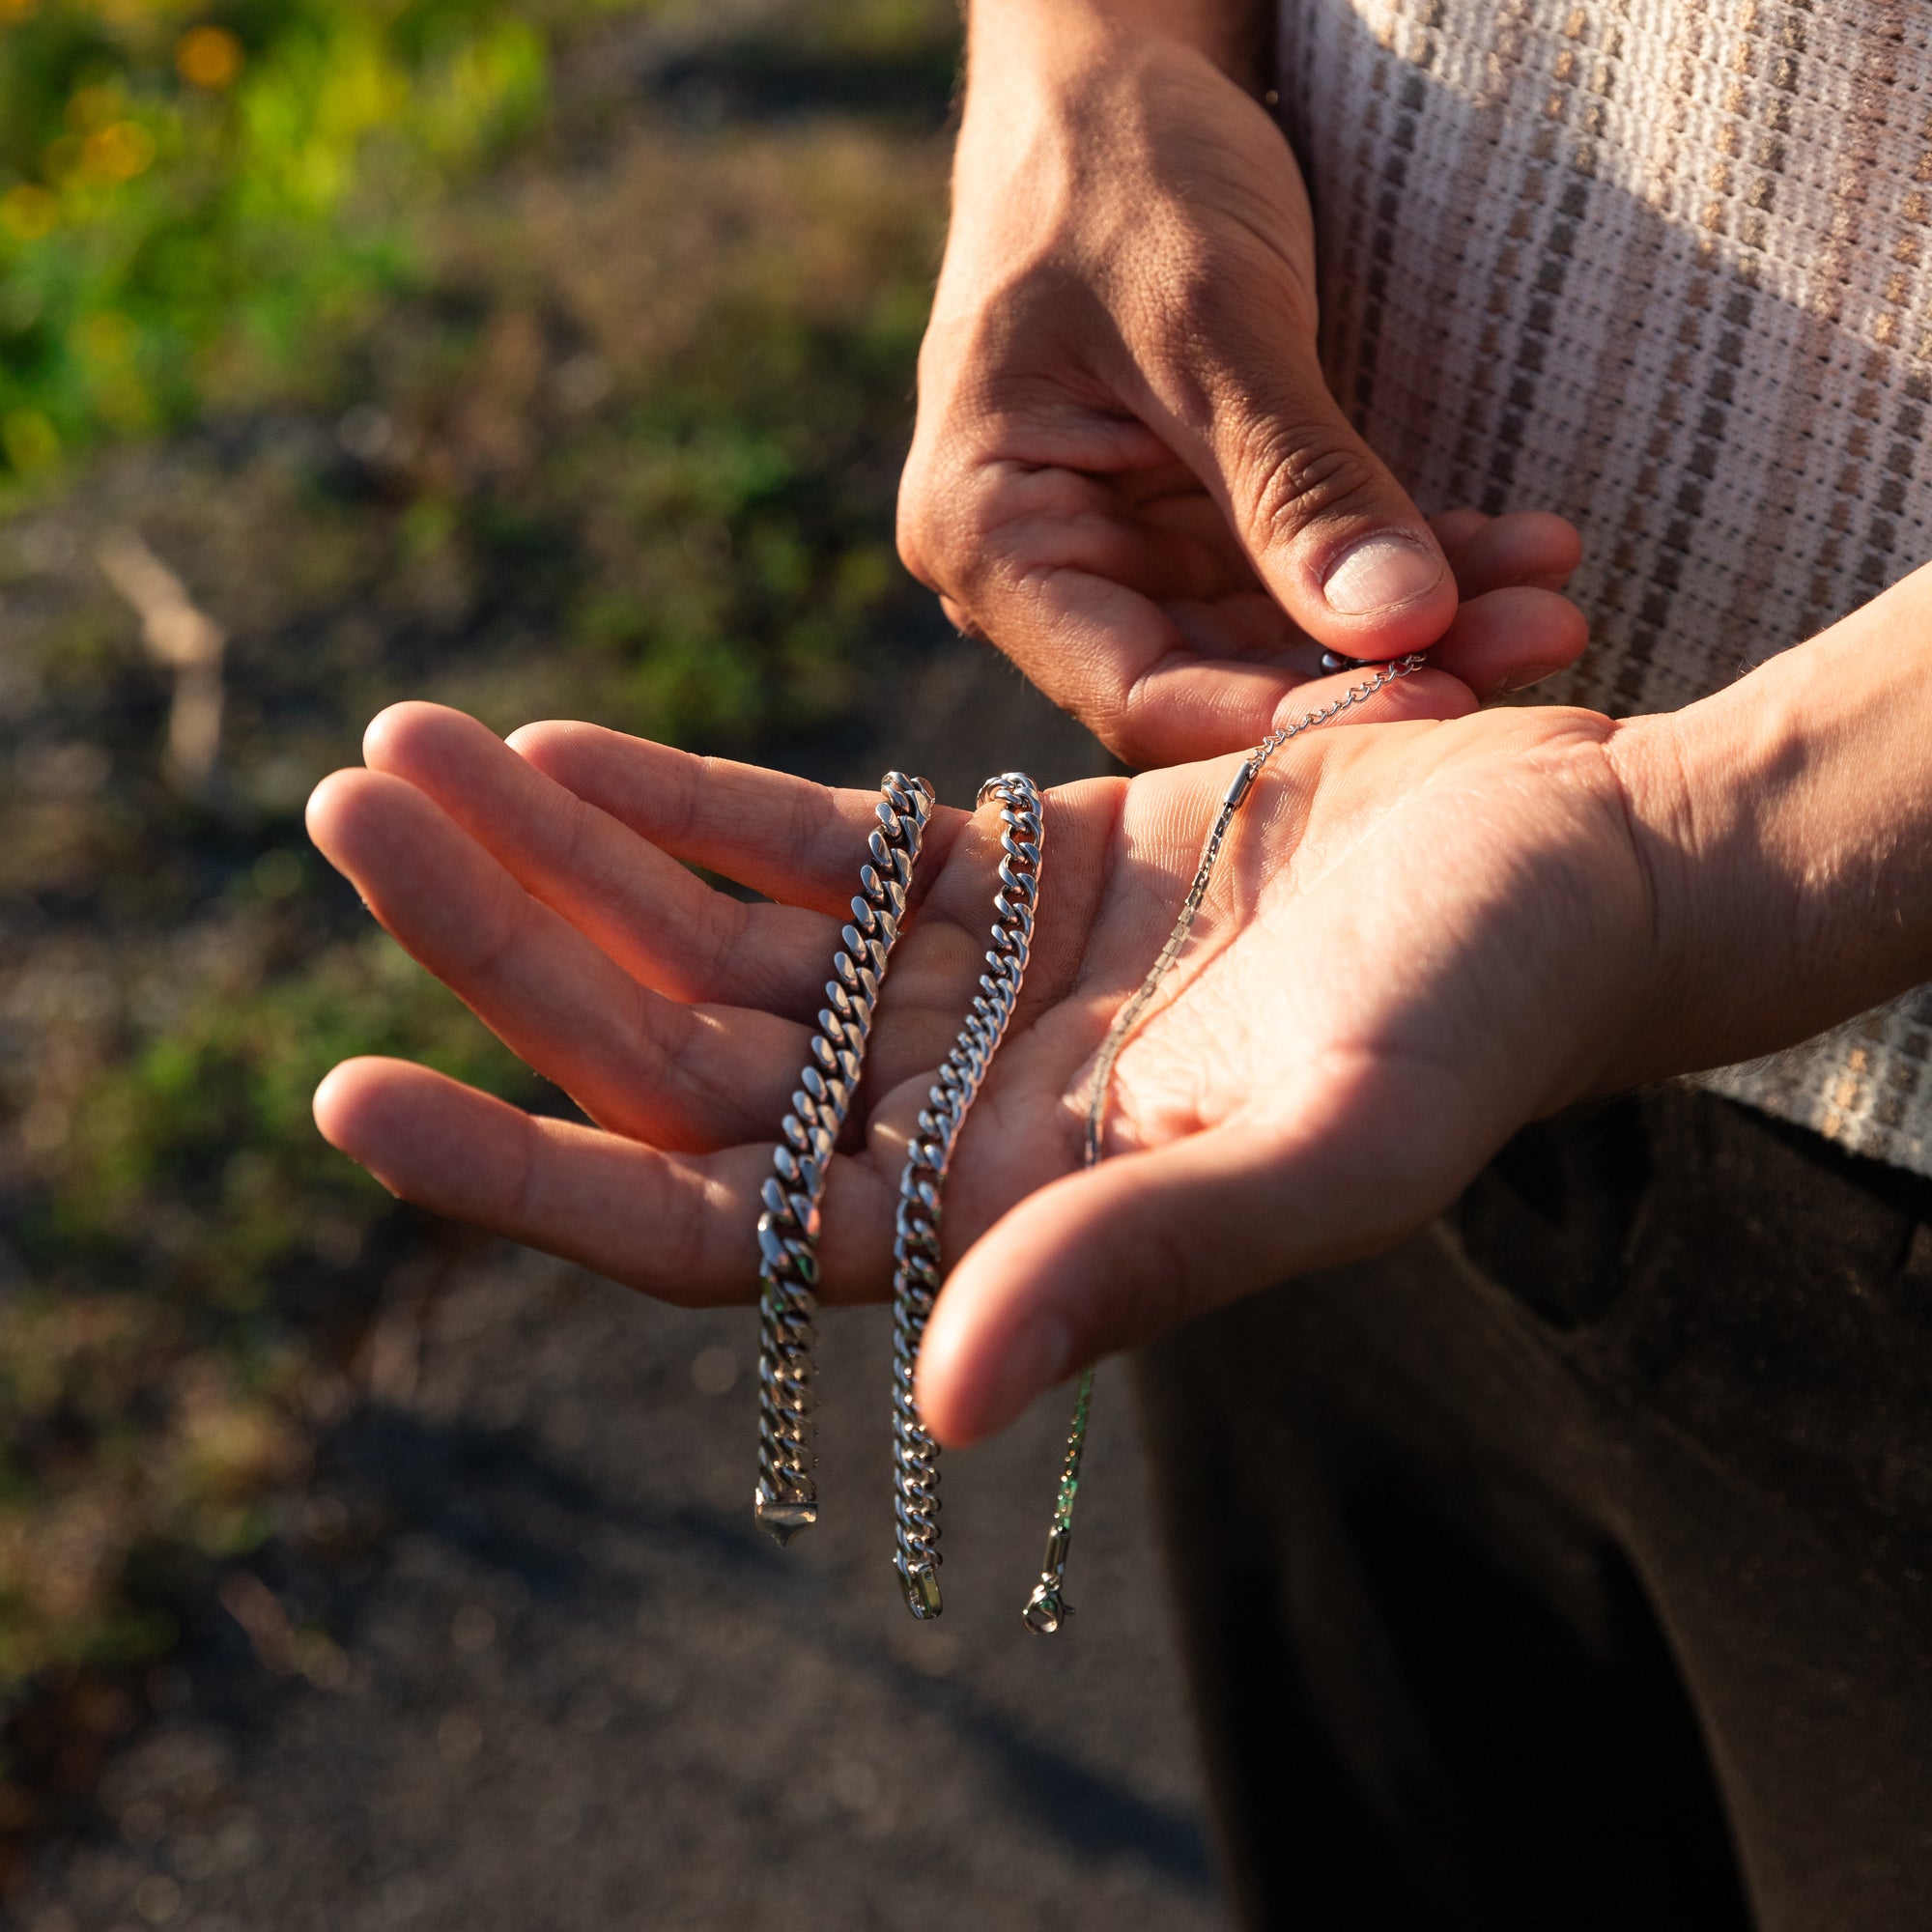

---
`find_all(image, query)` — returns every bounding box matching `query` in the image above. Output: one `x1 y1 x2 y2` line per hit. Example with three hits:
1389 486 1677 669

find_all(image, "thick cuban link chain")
890 773 1044 1619
753 771 935 1546
1021 654 1429 1633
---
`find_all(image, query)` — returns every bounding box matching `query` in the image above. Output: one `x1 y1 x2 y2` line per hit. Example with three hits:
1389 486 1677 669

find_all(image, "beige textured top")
1278 0 1932 1175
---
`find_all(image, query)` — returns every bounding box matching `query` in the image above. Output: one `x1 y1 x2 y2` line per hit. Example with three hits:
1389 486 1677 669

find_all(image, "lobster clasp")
1021 1577 1072 1636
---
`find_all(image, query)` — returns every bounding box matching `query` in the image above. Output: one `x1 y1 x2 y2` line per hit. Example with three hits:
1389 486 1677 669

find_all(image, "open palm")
309 682 1656 1445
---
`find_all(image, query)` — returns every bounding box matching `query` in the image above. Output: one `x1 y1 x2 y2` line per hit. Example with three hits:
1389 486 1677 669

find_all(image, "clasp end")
1022 1577 1072 1636
896 1559 944 1620
753 1491 817 1547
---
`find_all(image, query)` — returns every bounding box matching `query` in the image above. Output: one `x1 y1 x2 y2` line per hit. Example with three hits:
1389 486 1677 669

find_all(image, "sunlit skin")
309 560 1932 1450
897 0 1586 764
304 0 1602 1442
307 0 1932 1463
308 686 1592 1436
303 0 1932 1463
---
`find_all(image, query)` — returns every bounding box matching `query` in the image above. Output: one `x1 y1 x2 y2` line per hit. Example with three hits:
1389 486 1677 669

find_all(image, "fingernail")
1321 532 1443 615
1497 663 1563 696
980 1316 1072 1436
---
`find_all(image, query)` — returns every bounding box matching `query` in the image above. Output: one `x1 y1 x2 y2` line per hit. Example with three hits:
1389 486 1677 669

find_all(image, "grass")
0 0 553 475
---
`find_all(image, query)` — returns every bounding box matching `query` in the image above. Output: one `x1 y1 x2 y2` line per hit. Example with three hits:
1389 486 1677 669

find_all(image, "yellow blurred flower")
81 121 156 184
177 24 244 91
0 0 39 20
79 312 137 365
1 410 60 475
0 185 59 242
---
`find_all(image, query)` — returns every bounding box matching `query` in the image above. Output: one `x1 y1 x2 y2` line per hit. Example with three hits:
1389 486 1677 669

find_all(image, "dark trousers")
1137 1087 1932 1932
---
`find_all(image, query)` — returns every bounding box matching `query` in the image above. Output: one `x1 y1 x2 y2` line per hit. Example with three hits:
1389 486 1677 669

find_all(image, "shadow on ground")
17 1247 1220 1931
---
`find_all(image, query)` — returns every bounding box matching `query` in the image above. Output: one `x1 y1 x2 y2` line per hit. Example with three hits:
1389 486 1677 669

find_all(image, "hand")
308 669 1666 1448
898 5 1584 764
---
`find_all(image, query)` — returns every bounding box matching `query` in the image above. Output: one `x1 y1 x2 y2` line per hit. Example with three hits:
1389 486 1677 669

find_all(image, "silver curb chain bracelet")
753 655 1426 1629
753 772 935 1547
891 773 1044 1620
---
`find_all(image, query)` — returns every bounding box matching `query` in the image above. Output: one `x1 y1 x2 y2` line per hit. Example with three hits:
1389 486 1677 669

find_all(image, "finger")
306 768 808 1150
933 537 1475 768
917 1131 1307 1445
1123 473 1268 598
508 723 966 918
904 445 1278 761
1427 506 1491 553
1115 656 1481 769
1134 314 1457 663
921 479 1582 762
915 1095 1477 1446
314 1059 898 1303
1060 510 1579 671
1413 586 1589 702
363 702 837 1018
1437 510 1581 598
1163 591 1298 660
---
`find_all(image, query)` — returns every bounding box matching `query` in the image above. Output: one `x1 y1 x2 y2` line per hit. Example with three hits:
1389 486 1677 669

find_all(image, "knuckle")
1241 428 1384 551
895 503 938 589
895 440 977 595
895 443 941 563
938 596 987 643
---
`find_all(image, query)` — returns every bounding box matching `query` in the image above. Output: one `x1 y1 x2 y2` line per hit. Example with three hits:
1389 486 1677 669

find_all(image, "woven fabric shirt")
1277 0 1932 1175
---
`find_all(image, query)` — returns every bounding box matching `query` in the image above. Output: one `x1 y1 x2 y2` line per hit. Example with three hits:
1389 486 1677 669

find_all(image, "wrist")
964 0 1269 103
941 12 1271 332
1603 565 1932 1088
1594 706 1748 1092
949 1 1282 257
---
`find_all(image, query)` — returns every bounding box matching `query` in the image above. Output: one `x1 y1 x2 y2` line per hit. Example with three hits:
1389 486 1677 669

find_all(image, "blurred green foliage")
0 0 557 480
0 0 959 1713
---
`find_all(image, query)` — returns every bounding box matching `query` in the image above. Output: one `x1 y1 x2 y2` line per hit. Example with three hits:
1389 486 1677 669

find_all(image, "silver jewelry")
1021 654 1429 1633
754 771 935 1546
889 773 1044 1618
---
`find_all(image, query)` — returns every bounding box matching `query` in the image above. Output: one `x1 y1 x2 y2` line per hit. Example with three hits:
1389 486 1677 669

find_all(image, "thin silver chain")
753 771 934 1546
1021 655 1428 1634
889 773 1044 1618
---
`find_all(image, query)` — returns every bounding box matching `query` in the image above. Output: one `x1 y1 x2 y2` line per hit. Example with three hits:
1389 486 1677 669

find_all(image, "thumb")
914 1115 1439 1448
1161 338 1457 660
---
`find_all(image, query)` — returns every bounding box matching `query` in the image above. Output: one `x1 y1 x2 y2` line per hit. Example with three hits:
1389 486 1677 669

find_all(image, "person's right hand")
897 2 1584 768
